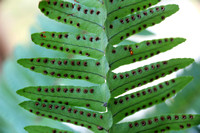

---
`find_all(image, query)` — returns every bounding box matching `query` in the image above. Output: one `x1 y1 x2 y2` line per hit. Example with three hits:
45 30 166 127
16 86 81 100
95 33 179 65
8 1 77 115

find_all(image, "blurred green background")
0 0 200 133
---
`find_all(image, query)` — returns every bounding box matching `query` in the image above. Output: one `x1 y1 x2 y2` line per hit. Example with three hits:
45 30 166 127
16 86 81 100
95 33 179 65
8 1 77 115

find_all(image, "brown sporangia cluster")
111 60 179 94
29 101 105 131
112 79 177 118
127 114 194 132
29 58 102 81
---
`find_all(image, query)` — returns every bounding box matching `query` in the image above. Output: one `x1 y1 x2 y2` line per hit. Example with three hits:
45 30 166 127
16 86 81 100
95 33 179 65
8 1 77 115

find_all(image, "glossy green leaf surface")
110 114 200 133
17 84 109 111
107 37 186 70
106 0 160 21
107 5 179 45
109 76 193 123
39 0 106 34
31 31 107 59
17 58 107 84
25 126 72 133
20 101 113 133
107 58 194 97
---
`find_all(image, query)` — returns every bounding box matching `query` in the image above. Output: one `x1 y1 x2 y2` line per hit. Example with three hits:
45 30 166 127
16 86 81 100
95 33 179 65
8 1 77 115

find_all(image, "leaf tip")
17 59 24 66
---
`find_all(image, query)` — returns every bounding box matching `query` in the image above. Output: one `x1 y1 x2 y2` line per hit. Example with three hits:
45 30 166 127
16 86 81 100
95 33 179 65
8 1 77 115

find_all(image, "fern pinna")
17 0 200 133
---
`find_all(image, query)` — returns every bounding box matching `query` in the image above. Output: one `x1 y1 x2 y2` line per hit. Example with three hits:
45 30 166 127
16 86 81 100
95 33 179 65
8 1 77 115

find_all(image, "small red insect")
130 50 134 55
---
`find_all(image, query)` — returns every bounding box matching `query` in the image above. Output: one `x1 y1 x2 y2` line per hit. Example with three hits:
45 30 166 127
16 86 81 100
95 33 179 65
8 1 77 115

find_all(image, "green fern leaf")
109 76 193 123
106 0 160 21
20 101 112 133
39 0 106 34
110 114 200 133
17 58 107 84
25 126 72 133
17 84 109 111
107 37 186 70
107 5 179 45
31 31 107 59
107 58 194 97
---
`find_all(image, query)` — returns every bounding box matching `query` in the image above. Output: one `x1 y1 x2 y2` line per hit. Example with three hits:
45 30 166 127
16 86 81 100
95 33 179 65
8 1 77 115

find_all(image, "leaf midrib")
136 120 193 133
110 63 182 93
107 0 144 15
35 108 109 132
109 43 172 66
27 62 106 79
108 11 166 41
113 83 178 117
45 4 105 29
24 91 104 104
38 38 104 53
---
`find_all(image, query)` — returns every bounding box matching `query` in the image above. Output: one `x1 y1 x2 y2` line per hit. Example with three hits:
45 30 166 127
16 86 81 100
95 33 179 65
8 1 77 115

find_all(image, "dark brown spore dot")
148 89 152 93
84 89 88 93
148 120 152 125
57 87 61 92
61 106 65 110
57 16 61 20
58 61 62 65
142 121 146 126
86 52 90 56
161 116 165 121
100 115 103 119
90 89 94 93
80 111 84 115
125 113 128 116
187 124 191 127
84 9 88 14
131 110 135 113
142 91 146 95
30 66 35 70
68 108 72 112
112 49 116 54
161 16 165 20
87 113 91 117
95 37 100 41
138 69 142 73
86 104 90 107
109 24 113 29
96 62 100 66
154 118 159 122
51 88 55 93
135 122 139 127
84 62 87 66
189 115 193 119
132 71 136 75
182 115 186 119
96 11 100 15
129 124 133 128
167 115 172 120
125 74 129 78
119 99 123 103
88 126 91 129
49 105 52 109
70 88 74 93
43 70 48 74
